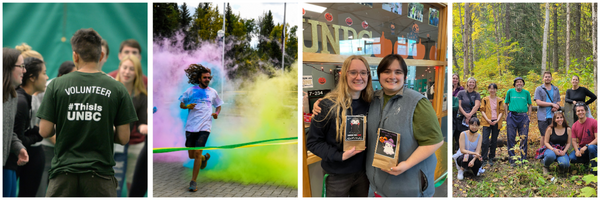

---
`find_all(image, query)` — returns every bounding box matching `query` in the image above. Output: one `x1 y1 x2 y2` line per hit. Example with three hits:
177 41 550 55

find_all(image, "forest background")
452 3 597 197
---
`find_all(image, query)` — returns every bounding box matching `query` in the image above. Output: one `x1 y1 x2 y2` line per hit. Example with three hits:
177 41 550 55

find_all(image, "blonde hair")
467 77 477 90
15 43 43 60
116 55 147 97
319 55 374 142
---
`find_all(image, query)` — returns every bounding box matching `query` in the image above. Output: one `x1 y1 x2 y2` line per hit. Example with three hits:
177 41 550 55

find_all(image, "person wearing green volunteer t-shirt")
37 28 138 197
504 77 532 166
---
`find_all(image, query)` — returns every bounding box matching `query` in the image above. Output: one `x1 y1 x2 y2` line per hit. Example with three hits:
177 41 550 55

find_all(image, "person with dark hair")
367 54 442 197
57 61 76 77
118 39 141 60
6 57 48 197
538 111 571 175
3 48 29 197
565 75 596 125
307 55 373 197
37 28 138 197
99 39 109 69
179 63 223 192
534 71 561 148
452 74 463 97
454 117 483 180
12 44 45 197
452 74 464 152
479 83 505 166
32 60 76 197
569 104 597 174
505 77 532 166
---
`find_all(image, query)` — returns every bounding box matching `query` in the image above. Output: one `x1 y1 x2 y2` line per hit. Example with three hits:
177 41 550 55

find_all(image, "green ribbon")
153 137 298 153
434 172 447 188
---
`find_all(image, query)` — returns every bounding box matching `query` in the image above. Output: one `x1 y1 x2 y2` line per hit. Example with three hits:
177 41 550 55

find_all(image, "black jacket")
306 98 369 174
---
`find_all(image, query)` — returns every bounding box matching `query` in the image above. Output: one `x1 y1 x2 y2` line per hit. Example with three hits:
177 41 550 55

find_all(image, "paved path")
153 162 298 197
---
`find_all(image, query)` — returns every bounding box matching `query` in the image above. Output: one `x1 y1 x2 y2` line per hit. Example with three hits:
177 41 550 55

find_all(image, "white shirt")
179 86 223 132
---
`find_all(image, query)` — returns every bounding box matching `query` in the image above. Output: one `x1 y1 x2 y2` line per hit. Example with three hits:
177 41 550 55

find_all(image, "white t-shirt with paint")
179 85 224 132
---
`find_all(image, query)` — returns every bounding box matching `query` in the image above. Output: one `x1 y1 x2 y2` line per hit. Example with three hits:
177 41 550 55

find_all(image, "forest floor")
451 120 597 197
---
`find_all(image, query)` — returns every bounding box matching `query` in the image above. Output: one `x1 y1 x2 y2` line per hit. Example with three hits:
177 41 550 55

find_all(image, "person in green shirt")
38 28 138 197
313 54 444 196
504 77 532 166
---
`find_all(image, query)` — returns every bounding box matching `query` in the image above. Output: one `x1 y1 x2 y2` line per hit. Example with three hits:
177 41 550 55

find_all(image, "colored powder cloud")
153 33 298 187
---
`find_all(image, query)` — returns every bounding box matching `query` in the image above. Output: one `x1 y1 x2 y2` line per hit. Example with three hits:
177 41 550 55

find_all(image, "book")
372 128 400 170
343 115 367 151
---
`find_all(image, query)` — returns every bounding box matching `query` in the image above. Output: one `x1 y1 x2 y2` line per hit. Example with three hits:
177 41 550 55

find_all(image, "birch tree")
541 3 550 74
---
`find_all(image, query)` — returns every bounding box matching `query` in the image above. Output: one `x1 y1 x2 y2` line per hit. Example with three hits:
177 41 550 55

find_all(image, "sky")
176 2 299 48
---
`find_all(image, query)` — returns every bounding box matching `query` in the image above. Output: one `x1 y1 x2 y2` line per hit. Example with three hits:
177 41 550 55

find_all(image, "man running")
179 64 223 192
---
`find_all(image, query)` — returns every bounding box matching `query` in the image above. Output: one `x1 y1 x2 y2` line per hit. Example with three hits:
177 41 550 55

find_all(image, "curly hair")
184 64 211 85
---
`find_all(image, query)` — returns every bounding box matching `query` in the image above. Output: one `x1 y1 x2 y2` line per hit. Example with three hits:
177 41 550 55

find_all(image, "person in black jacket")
7 57 48 196
306 55 374 197
565 75 596 123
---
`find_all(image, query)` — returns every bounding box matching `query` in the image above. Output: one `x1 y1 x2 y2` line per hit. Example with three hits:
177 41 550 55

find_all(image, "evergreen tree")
180 3 191 29
153 3 179 40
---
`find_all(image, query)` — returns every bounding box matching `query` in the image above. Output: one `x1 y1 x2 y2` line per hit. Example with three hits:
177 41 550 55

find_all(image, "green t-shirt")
383 93 443 146
504 88 532 113
413 98 444 146
37 71 138 179
383 93 393 110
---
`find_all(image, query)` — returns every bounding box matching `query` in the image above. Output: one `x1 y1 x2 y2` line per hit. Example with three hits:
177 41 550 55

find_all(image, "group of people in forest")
452 72 597 180
3 28 148 197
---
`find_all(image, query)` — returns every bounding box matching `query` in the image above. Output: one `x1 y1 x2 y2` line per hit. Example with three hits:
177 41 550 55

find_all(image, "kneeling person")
569 104 597 173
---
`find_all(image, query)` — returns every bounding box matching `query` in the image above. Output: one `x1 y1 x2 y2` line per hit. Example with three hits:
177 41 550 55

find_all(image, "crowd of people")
452 72 597 180
3 28 148 197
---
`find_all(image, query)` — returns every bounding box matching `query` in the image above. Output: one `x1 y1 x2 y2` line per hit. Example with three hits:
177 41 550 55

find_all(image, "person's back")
37 28 137 197
41 71 135 178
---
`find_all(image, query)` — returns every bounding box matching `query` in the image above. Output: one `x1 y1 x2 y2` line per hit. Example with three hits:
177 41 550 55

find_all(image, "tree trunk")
552 3 558 72
566 3 570 74
575 3 581 64
453 45 460 71
463 3 470 79
504 3 511 71
469 9 474 76
494 3 502 75
541 3 550 75
593 3 597 93
457 3 465 74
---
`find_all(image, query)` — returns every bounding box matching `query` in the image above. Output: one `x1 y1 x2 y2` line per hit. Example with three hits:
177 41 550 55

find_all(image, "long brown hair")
116 55 147 97
319 55 374 142
550 111 569 129
3 48 21 102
